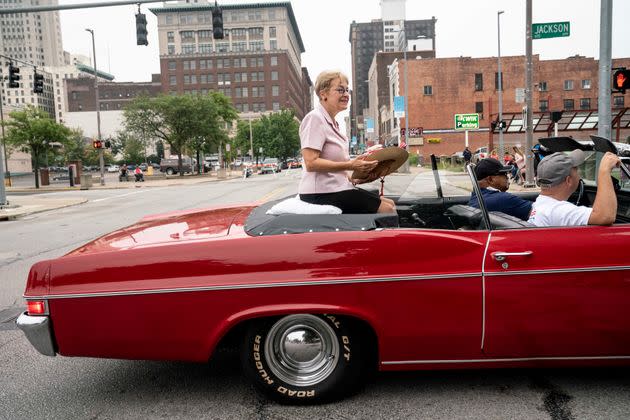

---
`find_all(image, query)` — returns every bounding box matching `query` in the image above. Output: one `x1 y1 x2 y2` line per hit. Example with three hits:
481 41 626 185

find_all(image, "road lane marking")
91 189 151 203
258 186 287 203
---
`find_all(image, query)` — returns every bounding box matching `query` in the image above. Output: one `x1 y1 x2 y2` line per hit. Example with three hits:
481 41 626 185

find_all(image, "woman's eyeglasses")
333 87 352 95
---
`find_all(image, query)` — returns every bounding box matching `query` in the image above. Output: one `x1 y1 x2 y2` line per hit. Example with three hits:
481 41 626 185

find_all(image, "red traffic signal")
612 69 630 93
92 139 103 149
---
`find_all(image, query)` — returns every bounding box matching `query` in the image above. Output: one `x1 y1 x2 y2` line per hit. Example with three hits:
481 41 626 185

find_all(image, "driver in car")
468 157 532 221
528 150 621 227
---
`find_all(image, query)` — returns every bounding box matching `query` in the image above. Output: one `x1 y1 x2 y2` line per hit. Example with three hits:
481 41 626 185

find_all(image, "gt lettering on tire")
241 314 368 404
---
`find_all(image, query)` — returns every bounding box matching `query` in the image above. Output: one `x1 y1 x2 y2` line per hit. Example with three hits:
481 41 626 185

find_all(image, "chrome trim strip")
382 355 630 365
26 272 483 300
480 232 492 351
485 265 630 277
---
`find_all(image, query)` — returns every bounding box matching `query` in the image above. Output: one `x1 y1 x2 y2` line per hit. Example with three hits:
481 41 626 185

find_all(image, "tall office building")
150 1 312 120
349 8 436 141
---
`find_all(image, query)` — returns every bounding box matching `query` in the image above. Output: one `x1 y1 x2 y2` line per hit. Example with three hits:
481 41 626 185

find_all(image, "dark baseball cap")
536 150 586 186
475 158 513 180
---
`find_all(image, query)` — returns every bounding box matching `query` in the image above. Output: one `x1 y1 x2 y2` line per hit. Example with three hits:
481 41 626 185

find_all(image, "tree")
123 93 237 176
234 110 300 163
2 106 72 188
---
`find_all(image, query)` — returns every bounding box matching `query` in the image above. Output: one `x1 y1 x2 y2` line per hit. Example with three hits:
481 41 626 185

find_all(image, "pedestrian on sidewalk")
463 146 472 167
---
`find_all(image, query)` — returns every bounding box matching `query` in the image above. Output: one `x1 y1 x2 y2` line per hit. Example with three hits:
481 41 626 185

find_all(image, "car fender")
204 303 381 360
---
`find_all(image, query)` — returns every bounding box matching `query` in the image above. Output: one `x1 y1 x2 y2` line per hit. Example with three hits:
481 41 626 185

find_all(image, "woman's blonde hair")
315 70 349 99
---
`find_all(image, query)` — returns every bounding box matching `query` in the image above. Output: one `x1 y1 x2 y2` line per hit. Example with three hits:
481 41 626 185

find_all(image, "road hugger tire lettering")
241 314 366 404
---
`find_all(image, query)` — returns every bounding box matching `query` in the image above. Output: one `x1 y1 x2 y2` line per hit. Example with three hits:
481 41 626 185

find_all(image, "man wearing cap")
528 150 620 227
468 157 532 221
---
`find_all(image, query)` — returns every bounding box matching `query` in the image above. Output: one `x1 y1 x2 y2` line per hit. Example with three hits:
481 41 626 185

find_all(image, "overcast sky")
58 0 630 85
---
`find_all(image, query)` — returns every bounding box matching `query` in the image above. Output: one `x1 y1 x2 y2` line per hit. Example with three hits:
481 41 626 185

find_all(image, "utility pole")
0 88 7 206
249 117 254 164
524 0 535 186
86 28 105 186
598 0 612 141
497 10 505 156
401 27 410 173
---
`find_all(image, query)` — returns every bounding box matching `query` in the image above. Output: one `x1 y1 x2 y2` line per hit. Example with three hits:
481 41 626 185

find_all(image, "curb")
0 198 89 221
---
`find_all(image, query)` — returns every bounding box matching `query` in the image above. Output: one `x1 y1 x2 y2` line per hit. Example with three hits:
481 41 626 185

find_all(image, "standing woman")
298 71 396 213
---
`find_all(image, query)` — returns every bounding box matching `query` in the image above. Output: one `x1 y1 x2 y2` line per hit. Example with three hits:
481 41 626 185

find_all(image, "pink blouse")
298 102 353 194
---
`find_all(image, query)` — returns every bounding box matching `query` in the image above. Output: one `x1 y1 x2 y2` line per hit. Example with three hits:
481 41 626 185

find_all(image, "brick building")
65 75 162 112
385 55 630 159
150 1 312 119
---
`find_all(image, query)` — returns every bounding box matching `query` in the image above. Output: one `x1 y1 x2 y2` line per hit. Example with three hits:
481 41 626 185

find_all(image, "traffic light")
212 3 224 40
8 64 20 88
612 68 630 93
104 140 111 148
33 71 44 94
92 139 103 149
136 12 148 46
551 111 563 123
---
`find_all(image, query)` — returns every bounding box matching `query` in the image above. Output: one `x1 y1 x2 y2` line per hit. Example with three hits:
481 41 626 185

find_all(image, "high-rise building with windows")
150 1 312 119
349 9 436 142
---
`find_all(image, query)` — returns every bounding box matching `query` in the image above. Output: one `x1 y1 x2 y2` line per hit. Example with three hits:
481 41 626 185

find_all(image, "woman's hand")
349 156 378 175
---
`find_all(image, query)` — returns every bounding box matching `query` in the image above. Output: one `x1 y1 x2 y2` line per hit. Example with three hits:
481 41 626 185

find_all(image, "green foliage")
123 93 237 175
155 141 165 159
2 106 73 187
234 110 300 161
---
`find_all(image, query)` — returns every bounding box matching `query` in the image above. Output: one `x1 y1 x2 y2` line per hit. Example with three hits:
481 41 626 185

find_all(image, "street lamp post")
86 28 104 186
497 10 505 157
401 28 410 173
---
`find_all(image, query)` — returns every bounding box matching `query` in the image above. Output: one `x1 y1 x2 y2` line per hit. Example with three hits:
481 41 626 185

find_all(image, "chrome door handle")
492 251 533 262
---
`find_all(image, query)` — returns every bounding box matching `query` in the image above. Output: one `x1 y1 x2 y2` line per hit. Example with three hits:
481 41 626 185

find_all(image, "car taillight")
27 300 47 315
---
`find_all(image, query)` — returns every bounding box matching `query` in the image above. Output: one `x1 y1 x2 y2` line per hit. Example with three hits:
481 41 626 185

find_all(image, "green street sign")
532 22 570 39
454 113 479 130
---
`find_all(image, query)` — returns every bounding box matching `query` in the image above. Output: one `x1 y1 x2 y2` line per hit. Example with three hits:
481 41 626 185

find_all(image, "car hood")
66 205 250 256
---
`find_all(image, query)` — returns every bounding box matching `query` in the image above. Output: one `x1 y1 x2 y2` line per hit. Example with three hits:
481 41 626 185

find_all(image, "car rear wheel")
165 168 174 175
241 314 366 404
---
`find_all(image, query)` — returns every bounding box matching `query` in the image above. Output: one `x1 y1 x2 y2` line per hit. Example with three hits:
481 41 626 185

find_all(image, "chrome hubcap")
264 315 339 387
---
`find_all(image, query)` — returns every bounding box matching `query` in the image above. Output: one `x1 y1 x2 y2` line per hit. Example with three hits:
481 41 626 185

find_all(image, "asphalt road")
1 171 629 419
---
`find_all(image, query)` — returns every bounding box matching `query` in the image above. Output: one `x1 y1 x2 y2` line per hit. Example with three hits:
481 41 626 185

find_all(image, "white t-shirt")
527 195 592 227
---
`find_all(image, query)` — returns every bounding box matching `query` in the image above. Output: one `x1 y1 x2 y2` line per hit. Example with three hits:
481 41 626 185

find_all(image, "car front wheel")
165 168 174 175
241 314 367 404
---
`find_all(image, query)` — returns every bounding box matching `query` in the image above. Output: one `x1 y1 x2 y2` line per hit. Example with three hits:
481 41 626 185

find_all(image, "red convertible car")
17 137 630 403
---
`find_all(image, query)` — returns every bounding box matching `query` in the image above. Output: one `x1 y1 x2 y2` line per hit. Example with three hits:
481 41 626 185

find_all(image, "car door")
483 225 630 358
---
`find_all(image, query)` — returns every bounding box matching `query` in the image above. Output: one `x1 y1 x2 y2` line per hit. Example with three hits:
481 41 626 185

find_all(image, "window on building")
168 61 176 71
474 73 483 91
242 103 249 113
272 85 279 96
423 85 432 95
250 41 264 51
268 9 276 19
581 79 591 89
271 71 278 81
271 56 278 66
580 98 591 109
538 81 548 92
273 102 280 111
494 72 503 90
165 15 173 25
182 45 196 54
184 75 191 85
216 42 229 53
167 31 174 43
539 100 549 112
168 45 175 55
233 42 247 52
180 15 194 25
564 80 574 90
199 44 213 53
564 99 574 110
613 96 625 108
198 30 212 39
475 101 483 117
181 30 195 41
270 40 278 50
170 76 177 86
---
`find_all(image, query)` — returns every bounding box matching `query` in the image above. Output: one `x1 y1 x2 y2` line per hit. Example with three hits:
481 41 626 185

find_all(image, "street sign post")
454 114 479 130
532 22 570 39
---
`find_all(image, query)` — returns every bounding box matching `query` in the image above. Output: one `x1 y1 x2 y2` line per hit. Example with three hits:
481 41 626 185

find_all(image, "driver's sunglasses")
333 87 352 95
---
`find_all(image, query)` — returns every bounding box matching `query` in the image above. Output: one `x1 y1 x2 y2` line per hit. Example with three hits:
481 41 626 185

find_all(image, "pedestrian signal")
612 69 630 93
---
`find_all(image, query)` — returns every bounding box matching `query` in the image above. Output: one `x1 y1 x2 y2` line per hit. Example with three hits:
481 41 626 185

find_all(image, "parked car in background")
139 163 148 171
160 157 193 175
472 147 488 163
106 165 119 173
260 158 280 174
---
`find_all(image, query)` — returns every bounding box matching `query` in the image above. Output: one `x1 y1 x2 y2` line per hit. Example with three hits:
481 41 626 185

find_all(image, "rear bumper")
16 313 57 356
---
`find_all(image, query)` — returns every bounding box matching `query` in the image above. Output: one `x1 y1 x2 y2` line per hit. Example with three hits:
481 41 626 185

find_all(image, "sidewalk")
1 171 242 221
